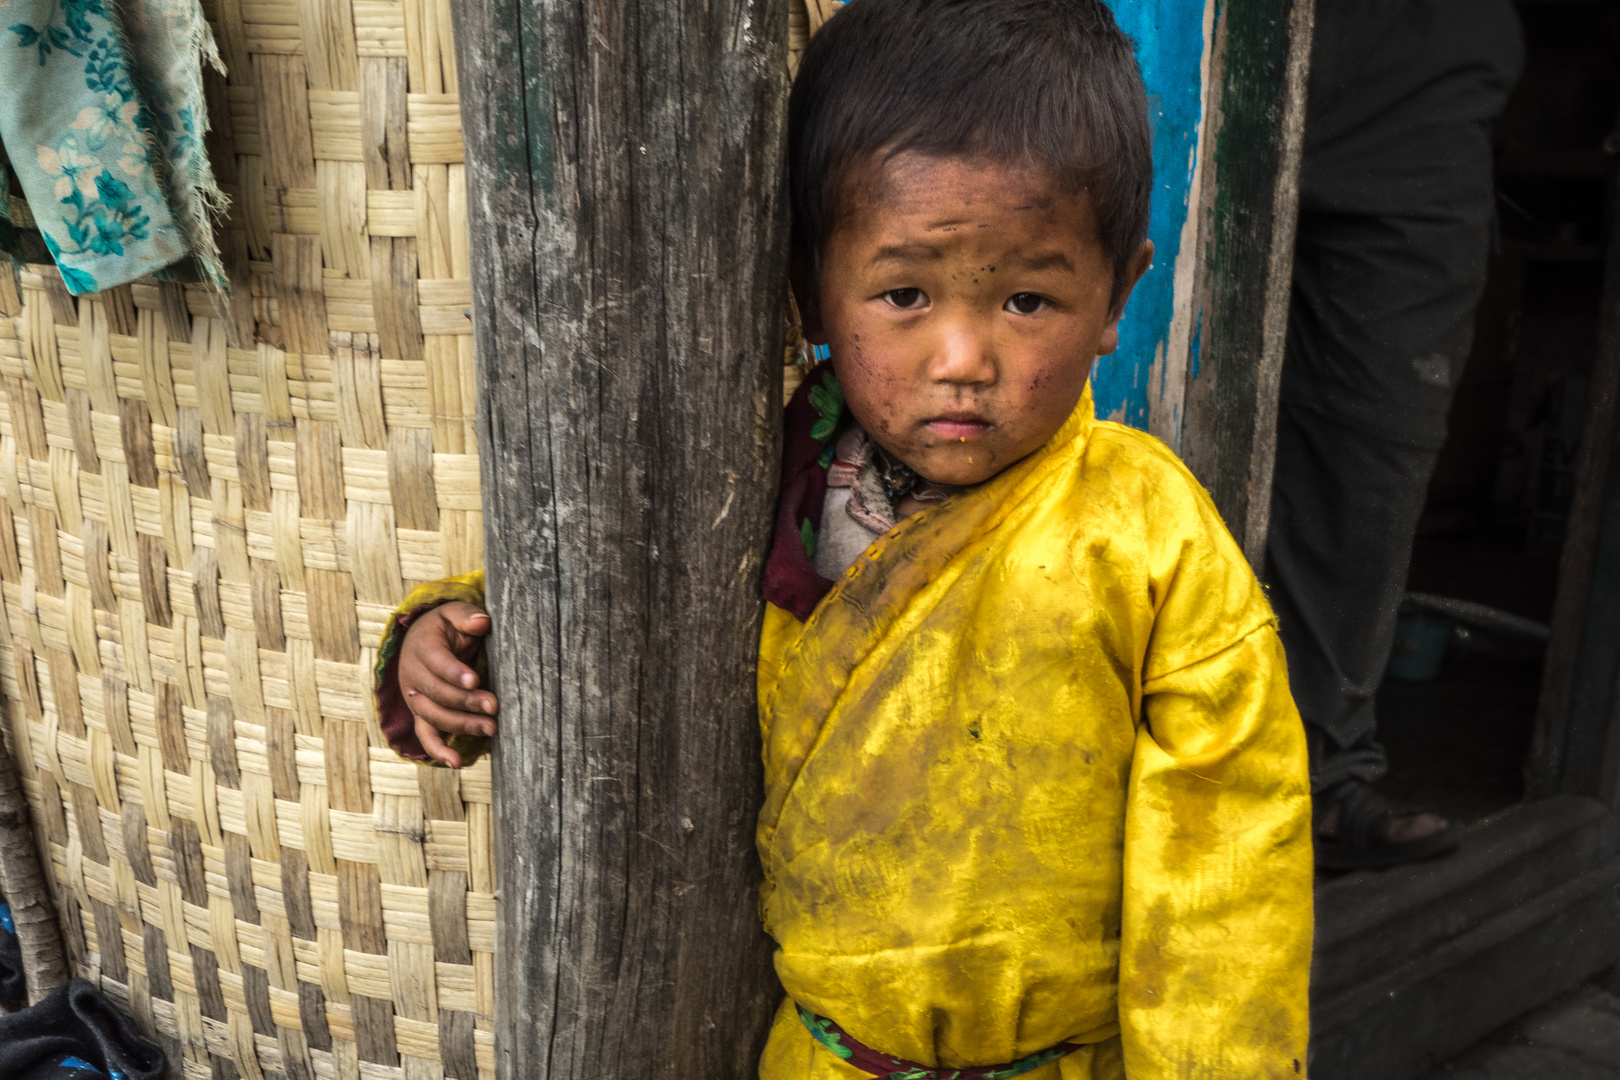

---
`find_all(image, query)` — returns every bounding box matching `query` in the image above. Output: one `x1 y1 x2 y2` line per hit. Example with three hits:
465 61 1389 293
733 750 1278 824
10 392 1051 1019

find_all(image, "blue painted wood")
1095 0 1214 447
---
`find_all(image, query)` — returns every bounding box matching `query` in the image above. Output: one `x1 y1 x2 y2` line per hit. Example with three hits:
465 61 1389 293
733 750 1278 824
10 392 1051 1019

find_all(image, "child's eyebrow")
865 245 1076 275
868 242 944 266
1006 251 1075 273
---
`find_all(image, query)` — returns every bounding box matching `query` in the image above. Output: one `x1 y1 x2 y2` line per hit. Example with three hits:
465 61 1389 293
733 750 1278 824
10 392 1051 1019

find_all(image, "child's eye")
884 288 927 310
1005 292 1047 315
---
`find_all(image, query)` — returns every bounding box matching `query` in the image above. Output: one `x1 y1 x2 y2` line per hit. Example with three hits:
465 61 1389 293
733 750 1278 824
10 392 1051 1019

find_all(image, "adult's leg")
1268 402 1444 787
1266 0 1523 864
1272 201 1504 784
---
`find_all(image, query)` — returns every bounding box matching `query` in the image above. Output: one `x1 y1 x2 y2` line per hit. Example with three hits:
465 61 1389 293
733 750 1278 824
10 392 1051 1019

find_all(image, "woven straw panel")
0 0 492 1076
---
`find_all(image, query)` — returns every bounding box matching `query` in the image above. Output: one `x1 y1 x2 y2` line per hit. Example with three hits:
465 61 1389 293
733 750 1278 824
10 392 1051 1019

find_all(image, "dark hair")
789 0 1152 306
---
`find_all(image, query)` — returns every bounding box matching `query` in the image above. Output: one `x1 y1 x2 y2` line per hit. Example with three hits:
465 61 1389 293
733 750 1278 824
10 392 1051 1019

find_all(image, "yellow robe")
756 394 1313 1079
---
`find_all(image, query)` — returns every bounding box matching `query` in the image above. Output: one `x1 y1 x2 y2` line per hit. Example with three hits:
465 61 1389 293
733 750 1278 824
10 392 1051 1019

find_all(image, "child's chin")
912 452 1003 488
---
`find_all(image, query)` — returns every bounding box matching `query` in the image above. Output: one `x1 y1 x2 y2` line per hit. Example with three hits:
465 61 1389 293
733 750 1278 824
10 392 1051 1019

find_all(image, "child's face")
801 153 1151 486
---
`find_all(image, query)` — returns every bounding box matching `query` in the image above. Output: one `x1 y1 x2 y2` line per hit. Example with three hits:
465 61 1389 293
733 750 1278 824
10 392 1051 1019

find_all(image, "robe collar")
762 364 1096 621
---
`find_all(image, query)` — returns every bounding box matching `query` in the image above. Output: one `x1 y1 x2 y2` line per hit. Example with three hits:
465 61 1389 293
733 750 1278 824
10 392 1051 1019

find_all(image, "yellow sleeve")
373 570 487 765
757 601 807 749
391 571 487 624
1120 621 1313 1078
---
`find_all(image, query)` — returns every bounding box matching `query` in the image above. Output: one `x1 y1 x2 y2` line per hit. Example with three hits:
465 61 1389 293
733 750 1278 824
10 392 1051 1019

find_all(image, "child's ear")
1095 239 1155 357
789 249 827 345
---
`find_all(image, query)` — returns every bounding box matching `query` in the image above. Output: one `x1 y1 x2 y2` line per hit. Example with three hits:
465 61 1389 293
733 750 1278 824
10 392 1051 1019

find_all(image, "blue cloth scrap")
56 1056 128 1079
0 0 227 297
0 897 22 1005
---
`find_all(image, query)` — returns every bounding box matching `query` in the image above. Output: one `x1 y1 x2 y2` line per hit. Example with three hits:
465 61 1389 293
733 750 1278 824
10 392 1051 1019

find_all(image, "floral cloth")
0 0 227 296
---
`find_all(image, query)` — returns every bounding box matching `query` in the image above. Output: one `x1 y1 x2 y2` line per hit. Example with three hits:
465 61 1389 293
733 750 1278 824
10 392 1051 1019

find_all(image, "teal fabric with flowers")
0 0 227 297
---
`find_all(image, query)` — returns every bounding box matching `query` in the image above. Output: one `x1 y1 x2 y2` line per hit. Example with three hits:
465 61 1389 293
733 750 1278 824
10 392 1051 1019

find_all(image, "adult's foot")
1313 779 1462 871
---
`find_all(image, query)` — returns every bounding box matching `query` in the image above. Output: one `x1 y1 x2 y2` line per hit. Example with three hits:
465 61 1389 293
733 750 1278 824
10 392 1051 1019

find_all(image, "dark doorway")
1375 0 1619 831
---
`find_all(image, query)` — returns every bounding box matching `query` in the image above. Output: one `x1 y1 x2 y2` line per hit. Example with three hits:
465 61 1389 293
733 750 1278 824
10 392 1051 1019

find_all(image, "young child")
373 1 1314 1076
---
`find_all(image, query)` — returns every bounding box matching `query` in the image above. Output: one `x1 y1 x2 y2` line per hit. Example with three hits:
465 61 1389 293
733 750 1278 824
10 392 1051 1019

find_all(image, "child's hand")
398 601 497 768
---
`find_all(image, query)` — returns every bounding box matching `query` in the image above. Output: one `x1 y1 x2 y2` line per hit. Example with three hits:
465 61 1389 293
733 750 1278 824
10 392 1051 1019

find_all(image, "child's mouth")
925 416 992 440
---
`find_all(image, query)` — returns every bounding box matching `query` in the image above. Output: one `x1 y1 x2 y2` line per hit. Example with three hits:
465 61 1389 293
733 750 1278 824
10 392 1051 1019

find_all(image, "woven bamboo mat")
0 0 491 1075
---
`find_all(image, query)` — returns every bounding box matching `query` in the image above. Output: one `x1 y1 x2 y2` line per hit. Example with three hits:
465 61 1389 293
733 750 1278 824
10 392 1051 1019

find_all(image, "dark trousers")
1265 0 1523 792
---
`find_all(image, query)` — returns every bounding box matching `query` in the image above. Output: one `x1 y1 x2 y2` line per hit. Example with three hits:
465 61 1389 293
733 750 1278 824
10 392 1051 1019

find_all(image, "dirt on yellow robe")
755 383 1313 1079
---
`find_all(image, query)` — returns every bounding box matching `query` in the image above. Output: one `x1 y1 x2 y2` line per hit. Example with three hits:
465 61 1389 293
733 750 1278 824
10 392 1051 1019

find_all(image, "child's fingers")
440 601 492 637
414 715 463 769
406 688 499 739
418 640 483 692
410 673 498 717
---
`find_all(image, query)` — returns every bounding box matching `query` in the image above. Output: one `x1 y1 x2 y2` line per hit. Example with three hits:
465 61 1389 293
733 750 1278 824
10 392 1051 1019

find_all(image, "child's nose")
927 320 997 386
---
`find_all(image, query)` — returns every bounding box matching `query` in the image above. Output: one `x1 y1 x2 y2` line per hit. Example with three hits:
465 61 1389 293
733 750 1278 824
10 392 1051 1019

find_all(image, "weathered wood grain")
1180 0 1314 565
1313 842 1620 1080
0 715 69 1003
1313 795 1619 1003
450 0 791 1076
1527 163 1620 801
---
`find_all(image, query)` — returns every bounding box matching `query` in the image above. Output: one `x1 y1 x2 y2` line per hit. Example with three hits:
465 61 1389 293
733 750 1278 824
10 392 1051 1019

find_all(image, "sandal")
1313 779 1462 871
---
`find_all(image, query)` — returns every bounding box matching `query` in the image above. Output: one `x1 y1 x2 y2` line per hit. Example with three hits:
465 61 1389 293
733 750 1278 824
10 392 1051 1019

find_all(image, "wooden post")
1526 163 1620 799
0 719 69 1003
1180 0 1315 565
449 1 790 1077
